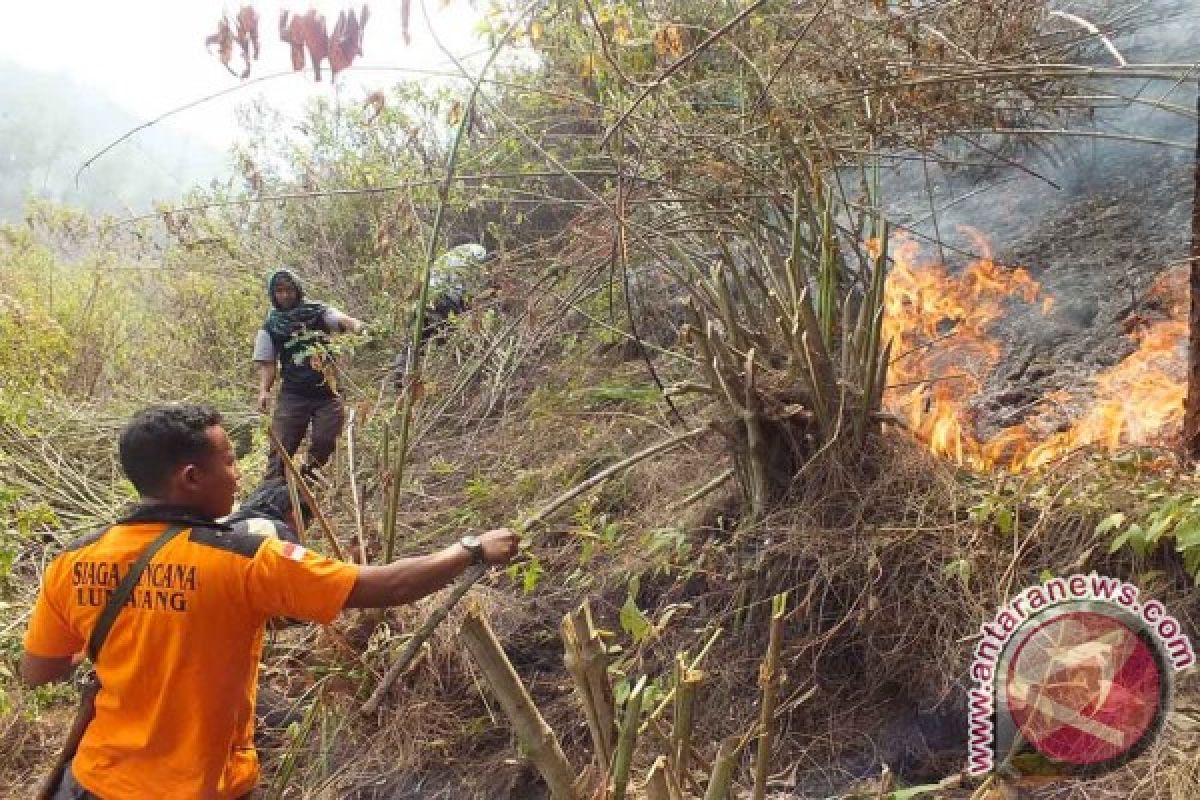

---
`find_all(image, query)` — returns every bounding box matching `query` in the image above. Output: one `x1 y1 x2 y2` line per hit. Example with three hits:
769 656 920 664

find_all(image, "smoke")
870 0 1200 438
878 0 1200 256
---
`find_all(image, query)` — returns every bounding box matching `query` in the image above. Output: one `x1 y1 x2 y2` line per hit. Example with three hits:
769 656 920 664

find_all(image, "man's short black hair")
119 405 223 497
225 480 312 526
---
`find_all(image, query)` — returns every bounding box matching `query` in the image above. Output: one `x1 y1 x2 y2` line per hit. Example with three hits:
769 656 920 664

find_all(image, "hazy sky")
0 0 487 151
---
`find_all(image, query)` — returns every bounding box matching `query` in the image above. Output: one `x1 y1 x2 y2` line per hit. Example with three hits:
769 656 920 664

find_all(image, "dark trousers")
52 764 97 800
266 390 345 481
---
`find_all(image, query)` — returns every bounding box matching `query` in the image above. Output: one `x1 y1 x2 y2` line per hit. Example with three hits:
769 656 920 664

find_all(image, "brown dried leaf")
364 90 386 124
303 10 330 81
279 11 307 73
205 17 236 76
330 7 368 76
237 6 260 58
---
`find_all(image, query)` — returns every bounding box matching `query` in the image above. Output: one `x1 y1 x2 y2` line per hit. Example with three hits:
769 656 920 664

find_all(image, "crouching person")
391 242 494 389
223 479 310 545
21 404 518 800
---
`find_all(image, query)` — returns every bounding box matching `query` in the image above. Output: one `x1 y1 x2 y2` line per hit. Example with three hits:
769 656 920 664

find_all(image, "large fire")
881 228 1187 471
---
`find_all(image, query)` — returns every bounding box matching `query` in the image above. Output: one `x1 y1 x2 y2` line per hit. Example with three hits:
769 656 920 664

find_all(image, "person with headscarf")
254 269 365 483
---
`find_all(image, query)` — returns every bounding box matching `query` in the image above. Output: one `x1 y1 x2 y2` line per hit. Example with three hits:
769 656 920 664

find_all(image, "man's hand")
257 390 272 413
479 528 519 565
345 527 522 609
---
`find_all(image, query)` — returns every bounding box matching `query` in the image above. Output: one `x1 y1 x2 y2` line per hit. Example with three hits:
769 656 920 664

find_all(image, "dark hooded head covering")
264 268 327 334
263 268 331 367
267 268 304 309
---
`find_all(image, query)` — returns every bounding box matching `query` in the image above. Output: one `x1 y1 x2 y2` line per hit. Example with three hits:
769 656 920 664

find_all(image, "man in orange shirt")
21 404 518 799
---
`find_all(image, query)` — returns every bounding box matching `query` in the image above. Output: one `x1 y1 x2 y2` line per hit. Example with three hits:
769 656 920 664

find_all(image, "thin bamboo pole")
267 428 345 561
281 454 307 546
644 756 672 800
1184 85 1200 458
460 605 577 800
703 737 740 800
611 676 646 800
640 627 722 734
751 592 787 800
562 600 616 769
380 0 540 564
672 658 704 784
361 426 708 714
344 408 368 563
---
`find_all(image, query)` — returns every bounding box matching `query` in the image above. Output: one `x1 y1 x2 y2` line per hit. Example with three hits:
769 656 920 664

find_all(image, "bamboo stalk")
669 467 734 511
671 657 704 783
380 2 534 564
460 605 577 800
1185 85 1200 458
703 736 740 800
751 592 787 800
361 427 710 714
644 756 672 800
345 408 368 564
640 627 722 734
281 452 307 546
361 561 487 715
267 427 345 560
561 600 617 769
611 676 646 800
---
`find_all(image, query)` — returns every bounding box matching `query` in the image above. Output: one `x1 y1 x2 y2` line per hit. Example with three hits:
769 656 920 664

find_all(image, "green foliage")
0 209 264 404
464 474 498 506
639 527 691 573
0 485 59 587
579 384 662 408
968 492 1016 536
941 557 972 589
0 296 69 424
510 554 544 594
619 575 653 643
1104 492 1200 578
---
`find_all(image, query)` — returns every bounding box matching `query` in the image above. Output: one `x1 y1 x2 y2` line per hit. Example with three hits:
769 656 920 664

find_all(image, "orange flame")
881 228 1185 471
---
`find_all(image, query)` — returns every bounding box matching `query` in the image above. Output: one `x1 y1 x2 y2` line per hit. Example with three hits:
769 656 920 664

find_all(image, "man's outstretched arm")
344 528 518 609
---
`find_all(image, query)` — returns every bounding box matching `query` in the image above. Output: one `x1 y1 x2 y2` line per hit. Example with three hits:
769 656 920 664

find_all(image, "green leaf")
1183 546 1200 580
619 578 652 643
941 558 972 587
521 557 544 594
1095 512 1126 535
1127 523 1152 558
1145 511 1177 544
1174 515 1200 549
613 677 630 708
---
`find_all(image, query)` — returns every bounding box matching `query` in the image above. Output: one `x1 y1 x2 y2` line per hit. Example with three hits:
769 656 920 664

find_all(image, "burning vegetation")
882 231 1187 472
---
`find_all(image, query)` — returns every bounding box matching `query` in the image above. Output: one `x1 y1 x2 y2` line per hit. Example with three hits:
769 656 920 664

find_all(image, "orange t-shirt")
24 512 359 799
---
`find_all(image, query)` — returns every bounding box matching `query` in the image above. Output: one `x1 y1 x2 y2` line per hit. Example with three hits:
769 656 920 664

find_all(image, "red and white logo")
280 542 308 562
1004 610 1165 767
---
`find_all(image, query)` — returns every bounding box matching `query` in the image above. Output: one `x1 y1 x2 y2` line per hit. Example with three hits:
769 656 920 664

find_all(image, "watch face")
462 535 481 548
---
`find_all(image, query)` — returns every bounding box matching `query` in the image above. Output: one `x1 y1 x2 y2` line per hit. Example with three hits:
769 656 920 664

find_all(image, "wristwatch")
460 534 486 565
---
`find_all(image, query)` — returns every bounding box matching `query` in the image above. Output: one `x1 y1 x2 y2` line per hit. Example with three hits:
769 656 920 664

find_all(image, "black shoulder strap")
86 523 189 662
